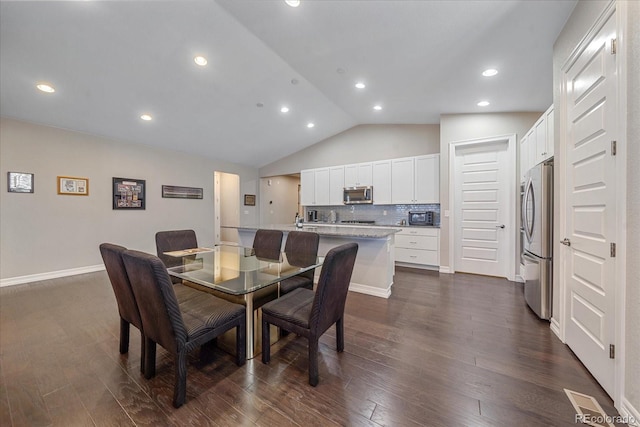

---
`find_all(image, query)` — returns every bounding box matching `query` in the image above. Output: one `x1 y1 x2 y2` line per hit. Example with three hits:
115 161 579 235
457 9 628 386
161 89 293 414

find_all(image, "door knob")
496 224 505 229
561 238 571 246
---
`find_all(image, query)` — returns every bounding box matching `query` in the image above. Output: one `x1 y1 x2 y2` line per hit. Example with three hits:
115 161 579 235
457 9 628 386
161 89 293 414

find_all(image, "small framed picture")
58 176 89 196
8 172 34 193
244 194 256 206
113 177 146 210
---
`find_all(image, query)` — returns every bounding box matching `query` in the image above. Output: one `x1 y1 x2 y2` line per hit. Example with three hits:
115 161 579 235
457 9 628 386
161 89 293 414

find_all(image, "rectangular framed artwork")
57 176 89 196
7 172 34 193
161 185 203 199
113 177 146 209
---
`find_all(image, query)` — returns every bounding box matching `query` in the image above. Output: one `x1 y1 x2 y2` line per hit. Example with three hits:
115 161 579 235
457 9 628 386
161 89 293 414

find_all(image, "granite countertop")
231 224 400 239
305 222 440 229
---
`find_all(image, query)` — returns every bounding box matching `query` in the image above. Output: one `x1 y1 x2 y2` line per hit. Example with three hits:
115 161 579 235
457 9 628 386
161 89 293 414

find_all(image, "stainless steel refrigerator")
522 160 553 320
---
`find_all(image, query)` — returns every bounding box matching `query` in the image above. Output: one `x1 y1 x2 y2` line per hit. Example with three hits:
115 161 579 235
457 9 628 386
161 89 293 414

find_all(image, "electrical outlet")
383 210 387 216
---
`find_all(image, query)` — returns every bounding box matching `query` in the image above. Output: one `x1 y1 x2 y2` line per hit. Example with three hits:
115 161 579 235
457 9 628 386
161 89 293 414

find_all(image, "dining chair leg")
261 319 271 364
336 317 344 353
200 339 216 364
236 320 246 366
139 333 146 373
119 318 130 354
173 350 187 408
308 337 319 386
144 338 157 379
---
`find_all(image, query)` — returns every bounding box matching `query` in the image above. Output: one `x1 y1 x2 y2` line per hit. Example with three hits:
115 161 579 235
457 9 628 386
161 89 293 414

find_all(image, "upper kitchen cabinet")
391 154 439 204
520 104 554 177
300 168 329 206
344 162 373 187
329 166 345 205
372 160 392 204
300 169 315 206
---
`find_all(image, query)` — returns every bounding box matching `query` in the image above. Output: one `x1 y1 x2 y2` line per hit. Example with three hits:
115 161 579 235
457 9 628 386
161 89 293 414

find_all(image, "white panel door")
563 12 617 396
454 142 509 277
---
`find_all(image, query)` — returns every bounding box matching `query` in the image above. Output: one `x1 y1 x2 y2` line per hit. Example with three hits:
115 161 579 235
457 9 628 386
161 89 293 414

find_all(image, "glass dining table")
165 244 323 359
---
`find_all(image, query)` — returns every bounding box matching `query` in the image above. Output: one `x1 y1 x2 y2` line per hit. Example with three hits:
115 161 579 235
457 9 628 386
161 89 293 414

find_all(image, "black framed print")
113 177 146 209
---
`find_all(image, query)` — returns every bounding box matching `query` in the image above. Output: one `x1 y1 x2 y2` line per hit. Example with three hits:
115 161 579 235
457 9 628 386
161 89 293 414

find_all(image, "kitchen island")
226 224 400 298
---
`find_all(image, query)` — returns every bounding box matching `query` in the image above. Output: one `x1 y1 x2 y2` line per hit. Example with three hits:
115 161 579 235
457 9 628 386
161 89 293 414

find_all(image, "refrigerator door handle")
523 178 535 243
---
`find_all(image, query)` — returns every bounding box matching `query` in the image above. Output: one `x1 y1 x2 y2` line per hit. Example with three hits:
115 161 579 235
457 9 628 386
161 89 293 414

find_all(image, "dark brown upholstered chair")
261 242 358 386
122 249 246 408
280 231 320 295
252 229 283 261
155 230 198 283
99 243 146 373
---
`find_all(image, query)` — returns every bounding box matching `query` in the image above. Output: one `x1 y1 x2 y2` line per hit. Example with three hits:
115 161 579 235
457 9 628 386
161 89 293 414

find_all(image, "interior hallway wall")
259 175 300 226
0 118 259 282
438 112 542 275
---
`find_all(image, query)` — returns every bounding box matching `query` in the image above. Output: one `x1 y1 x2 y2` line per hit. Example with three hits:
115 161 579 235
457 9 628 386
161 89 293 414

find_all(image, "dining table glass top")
165 244 323 296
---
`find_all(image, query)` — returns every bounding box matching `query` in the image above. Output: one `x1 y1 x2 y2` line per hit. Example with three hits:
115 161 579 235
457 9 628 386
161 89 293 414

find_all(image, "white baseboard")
550 318 563 342
515 274 524 283
620 397 640 427
395 262 439 271
0 264 105 287
348 281 391 299
439 266 451 274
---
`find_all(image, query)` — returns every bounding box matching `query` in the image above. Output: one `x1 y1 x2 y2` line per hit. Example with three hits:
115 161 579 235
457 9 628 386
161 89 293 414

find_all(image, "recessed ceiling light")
36 83 55 93
140 114 153 121
477 101 490 107
307 122 315 128
482 68 498 77
373 105 382 111
280 106 290 113
355 82 366 89
285 0 300 7
194 56 208 66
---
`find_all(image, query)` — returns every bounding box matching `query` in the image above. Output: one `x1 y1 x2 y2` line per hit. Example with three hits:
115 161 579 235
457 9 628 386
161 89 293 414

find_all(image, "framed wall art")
244 194 256 206
161 185 203 199
57 176 89 196
7 172 34 193
113 177 146 210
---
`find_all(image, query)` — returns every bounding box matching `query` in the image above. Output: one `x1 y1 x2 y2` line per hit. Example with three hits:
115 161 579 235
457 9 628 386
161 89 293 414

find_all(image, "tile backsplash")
305 204 440 226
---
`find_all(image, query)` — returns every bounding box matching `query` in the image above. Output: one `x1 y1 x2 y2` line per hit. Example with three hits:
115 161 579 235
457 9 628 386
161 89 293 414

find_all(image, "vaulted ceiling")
0 0 576 167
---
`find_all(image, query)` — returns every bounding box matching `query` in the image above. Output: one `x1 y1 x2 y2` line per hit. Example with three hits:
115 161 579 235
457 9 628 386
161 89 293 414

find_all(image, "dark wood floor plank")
0 268 624 426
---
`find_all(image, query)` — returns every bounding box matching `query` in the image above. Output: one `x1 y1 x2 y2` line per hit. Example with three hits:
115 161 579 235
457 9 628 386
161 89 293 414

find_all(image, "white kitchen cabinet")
544 105 554 160
391 154 439 204
415 154 439 203
300 169 315 206
527 128 537 170
329 166 345 205
535 116 546 163
520 134 529 183
395 227 439 268
344 162 373 187
372 160 392 204
314 168 330 206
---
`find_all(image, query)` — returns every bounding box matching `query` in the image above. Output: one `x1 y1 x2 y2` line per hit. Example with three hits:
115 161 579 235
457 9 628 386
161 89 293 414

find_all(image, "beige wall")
0 118 259 281
260 124 440 177
553 0 639 414
259 175 300 225
438 112 542 273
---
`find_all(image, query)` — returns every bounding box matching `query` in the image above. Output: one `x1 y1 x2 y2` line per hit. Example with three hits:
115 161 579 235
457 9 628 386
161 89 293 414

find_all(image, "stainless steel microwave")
343 186 373 204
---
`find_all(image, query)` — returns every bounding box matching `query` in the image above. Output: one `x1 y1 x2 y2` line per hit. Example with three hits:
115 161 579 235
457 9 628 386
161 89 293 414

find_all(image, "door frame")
448 134 517 281
557 0 627 407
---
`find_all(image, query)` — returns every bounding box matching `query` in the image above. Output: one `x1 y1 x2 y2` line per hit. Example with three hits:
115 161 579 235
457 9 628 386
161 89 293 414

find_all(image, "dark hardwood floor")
0 267 624 426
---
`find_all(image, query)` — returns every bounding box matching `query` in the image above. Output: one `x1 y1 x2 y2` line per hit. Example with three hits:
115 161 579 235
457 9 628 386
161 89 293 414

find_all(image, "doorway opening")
214 171 240 244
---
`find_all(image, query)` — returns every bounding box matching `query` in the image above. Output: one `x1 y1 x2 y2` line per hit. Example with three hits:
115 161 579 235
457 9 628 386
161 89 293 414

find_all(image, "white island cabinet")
233 224 399 299
395 227 439 269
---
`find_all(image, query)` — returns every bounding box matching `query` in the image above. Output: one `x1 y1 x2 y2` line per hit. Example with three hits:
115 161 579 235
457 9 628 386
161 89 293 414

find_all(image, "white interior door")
563 11 617 396
454 140 510 278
